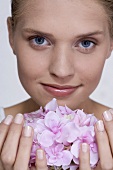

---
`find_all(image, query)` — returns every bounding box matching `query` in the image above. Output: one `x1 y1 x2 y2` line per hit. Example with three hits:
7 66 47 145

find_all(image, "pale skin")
1 0 113 169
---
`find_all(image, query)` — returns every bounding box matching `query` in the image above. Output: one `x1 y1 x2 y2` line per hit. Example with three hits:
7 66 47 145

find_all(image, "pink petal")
44 98 58 111
38 130 54 147
70 165 79 170
55 144 64 152
62 150 73 165
65 122 80 143
45 111 60 130
35 119 46 133
72 156 79 165
91 143 98 152
90 149 99 166
71 140 80 158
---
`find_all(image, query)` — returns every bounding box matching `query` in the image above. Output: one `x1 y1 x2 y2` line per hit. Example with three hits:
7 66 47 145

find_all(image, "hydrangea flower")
24 98 99 170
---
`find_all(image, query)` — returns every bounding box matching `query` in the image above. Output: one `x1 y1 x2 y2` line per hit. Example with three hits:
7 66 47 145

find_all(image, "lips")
41 83 80 97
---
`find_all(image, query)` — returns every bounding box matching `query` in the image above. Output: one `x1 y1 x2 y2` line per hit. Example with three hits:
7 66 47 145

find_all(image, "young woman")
0 0 113 169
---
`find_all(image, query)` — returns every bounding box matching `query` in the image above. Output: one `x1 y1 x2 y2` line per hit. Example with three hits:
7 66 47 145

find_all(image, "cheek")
14 39 50 81
78 57 106 88
16 52 49 85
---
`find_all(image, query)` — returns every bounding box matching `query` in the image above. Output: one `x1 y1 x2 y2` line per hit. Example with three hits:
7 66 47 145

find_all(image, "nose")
49 45 75 79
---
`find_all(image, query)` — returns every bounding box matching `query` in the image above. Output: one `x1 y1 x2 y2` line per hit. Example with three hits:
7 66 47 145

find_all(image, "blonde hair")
11 0 28 28
96 0 113 37
11 0 113 37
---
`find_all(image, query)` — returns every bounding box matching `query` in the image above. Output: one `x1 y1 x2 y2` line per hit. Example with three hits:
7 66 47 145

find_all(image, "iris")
81 40 93 48
35 37 45 45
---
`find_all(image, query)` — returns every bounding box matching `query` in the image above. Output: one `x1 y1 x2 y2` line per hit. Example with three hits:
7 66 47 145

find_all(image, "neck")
78 98 95 113
79 98 110 119
4 98 40 117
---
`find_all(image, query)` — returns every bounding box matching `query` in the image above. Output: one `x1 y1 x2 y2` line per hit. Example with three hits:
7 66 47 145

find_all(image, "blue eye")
79 40 94 49
35 37 45 44
32 37 49 46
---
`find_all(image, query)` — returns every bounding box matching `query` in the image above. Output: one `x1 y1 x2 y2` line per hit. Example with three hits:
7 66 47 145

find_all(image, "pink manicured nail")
37 149 44 160
97 120 104 132
14 113 23 124
4 115 13 125
23 126 32 137
82 143 88 153
103 111 112 121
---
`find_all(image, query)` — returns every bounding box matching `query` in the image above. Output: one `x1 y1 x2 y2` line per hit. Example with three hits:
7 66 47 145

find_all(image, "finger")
1 113 24 170
79 143 91 170
95 120 113 170
14 126 33 170
0 115 13 170
0 115 13 152
36 149 48 170
103 109 113 152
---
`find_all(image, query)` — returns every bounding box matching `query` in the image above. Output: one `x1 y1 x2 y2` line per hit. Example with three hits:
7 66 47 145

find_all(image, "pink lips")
42 83 79 97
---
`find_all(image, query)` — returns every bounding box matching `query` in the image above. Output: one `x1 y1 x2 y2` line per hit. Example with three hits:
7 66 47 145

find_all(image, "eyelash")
28 36 97 53
28 36 51 49
75 39 97 53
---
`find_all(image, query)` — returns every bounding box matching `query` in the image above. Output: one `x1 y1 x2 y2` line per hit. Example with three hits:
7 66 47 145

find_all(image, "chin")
49 97 81 110
34 95 83 110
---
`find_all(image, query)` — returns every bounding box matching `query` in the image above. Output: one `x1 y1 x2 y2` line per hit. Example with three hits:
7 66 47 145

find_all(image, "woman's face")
9 0 113 109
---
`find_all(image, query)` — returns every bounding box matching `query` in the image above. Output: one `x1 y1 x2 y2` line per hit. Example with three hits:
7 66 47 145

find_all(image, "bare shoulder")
4 98 39 117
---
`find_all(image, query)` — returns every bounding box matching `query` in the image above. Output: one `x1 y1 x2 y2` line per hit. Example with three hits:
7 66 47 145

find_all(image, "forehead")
16 0 108 35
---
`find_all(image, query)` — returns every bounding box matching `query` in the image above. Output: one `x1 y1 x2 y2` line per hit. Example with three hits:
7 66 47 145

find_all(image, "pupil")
82 41 90 47
36 37 44 44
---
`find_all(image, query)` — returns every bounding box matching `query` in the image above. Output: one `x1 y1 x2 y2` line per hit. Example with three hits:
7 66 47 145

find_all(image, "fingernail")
97 120 104 132
4 115 13 125
37 149 44 160
103 111 112 121
23 126 32 137
14 113 23 124
82 143 88 153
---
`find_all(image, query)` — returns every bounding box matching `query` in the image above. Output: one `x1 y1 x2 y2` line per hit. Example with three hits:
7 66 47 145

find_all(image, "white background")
0 0 113 108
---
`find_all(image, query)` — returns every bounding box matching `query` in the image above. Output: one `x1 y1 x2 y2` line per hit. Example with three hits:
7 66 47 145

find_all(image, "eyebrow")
22 28 54 38
22 28 104 38
76 31 104 38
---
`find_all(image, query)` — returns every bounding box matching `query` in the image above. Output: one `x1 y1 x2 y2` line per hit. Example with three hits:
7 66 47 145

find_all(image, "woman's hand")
79 109 113 170
0 114 48 170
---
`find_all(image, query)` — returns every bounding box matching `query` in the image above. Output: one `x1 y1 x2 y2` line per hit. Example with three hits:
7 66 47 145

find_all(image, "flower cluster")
24 98 99 170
